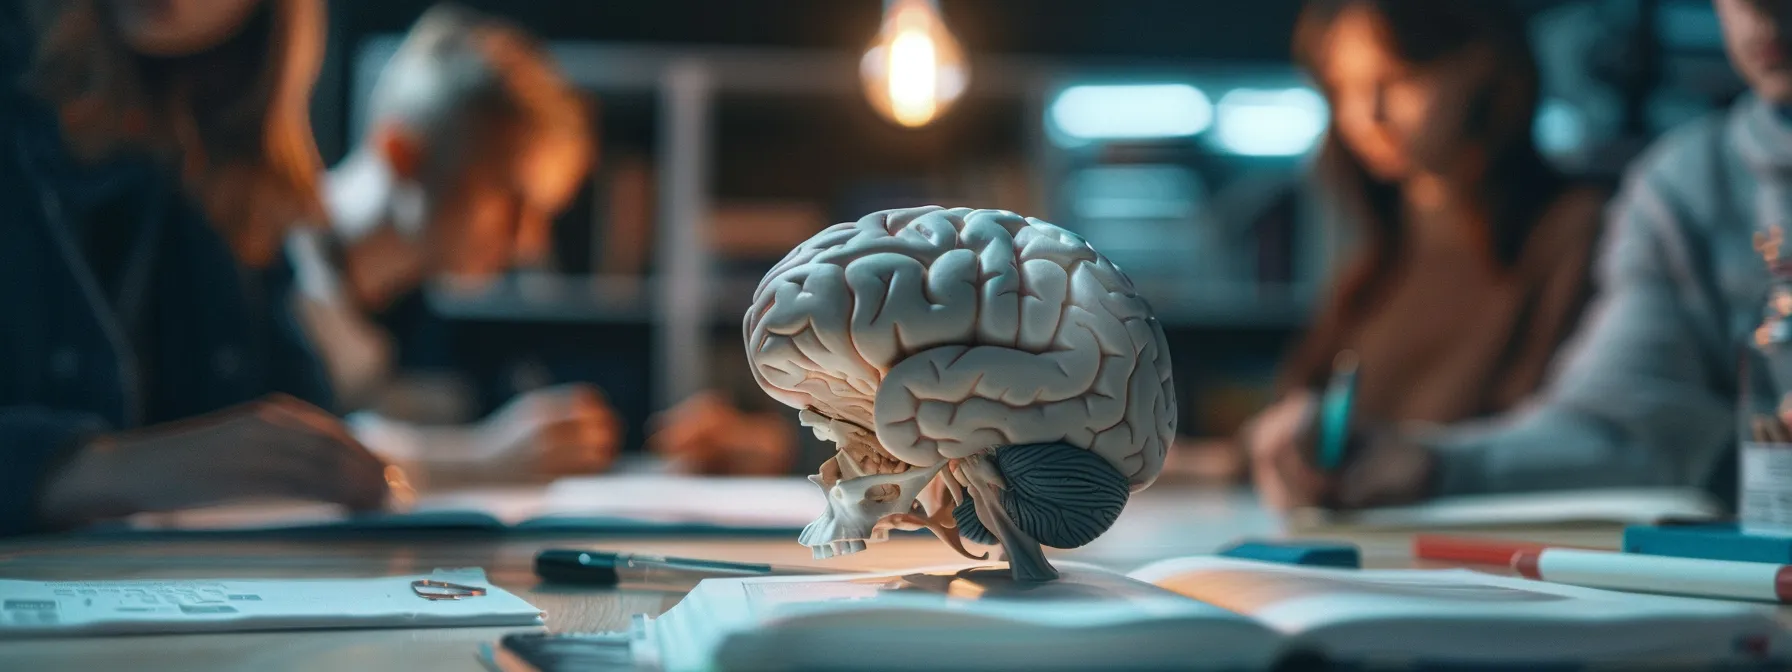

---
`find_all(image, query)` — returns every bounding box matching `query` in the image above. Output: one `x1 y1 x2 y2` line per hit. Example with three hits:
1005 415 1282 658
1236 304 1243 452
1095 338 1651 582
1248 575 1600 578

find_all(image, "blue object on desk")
1218 540 1361 568
1314 351 1359 471
1623 522 1792 564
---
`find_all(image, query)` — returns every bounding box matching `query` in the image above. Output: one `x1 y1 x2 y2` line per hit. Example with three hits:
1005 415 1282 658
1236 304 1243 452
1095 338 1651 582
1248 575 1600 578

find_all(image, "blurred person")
1241 0 1612 508
285 4 618 478
1 0 389 535
1254 0 1792 512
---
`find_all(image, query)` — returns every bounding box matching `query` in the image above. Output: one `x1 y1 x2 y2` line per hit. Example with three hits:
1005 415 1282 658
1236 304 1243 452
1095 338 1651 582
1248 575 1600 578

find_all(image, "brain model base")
744 206 1176 582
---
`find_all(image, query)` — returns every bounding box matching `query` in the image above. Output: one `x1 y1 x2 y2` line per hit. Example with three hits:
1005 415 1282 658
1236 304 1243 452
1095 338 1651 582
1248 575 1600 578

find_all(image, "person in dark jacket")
1 0 387 536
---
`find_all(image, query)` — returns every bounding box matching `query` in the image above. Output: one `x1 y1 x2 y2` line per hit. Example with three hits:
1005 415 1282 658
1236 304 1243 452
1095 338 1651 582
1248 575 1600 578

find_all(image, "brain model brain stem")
744 206 1177 583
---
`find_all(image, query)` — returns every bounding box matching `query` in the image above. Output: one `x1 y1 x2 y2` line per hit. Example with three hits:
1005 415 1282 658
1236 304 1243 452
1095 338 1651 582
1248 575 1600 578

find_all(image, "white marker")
1512 548 1792 604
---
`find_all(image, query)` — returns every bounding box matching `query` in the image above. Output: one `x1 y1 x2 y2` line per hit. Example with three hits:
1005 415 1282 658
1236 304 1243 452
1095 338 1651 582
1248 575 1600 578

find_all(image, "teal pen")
1314 350 1359 471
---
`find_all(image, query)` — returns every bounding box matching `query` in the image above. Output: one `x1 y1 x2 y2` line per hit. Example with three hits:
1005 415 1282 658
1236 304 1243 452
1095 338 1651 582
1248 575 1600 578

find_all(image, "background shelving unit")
347 36 1331 446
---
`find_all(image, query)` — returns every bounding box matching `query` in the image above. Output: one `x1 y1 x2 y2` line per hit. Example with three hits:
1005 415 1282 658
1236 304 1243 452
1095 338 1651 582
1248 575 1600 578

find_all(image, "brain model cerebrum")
744 206 1176 582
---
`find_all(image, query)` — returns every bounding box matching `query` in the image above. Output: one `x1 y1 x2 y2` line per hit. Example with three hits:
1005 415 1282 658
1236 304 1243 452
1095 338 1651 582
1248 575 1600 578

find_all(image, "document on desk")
0 569 542 638
1290 487 1726 531
118 475 825 535
536 475 825 527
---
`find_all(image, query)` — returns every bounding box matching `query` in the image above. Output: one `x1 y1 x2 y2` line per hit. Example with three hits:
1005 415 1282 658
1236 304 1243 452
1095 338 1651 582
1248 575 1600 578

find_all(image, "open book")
110 475 823 537
628 557 1781 670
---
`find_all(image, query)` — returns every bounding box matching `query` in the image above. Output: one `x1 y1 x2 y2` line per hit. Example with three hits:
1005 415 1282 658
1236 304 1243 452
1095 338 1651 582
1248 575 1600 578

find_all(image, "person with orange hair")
0 0 388 536
286 4 618 478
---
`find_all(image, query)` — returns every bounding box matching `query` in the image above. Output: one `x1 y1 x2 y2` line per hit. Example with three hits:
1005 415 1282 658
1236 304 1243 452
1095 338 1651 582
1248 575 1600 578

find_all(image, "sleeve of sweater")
0 407 109 537
1418 138 1737 496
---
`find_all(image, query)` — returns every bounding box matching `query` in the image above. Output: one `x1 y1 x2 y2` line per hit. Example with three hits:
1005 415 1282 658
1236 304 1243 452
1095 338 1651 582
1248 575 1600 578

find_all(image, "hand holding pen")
1247 351 1436 511
1313 351 1359 472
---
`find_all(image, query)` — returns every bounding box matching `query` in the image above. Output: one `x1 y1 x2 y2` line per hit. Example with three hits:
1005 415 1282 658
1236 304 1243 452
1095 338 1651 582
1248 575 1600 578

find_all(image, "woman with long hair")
29 0 328 265
1242 0 1611 509
0 0 387 535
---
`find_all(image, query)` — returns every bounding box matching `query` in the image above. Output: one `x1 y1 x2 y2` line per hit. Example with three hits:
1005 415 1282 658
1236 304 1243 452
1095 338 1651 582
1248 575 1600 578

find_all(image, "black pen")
534 549 851 587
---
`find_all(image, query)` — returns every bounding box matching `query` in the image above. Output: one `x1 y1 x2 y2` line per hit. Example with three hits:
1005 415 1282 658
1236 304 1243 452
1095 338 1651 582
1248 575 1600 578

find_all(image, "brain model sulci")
743 206 1176 581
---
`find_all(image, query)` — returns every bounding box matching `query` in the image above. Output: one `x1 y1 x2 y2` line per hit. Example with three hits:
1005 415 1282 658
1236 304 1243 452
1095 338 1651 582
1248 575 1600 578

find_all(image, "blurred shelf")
425 272 763 326
1133 277 1314 329
426 274 655 324
428 273 1312 330
1139 292 1311 331
1153 298 1311 329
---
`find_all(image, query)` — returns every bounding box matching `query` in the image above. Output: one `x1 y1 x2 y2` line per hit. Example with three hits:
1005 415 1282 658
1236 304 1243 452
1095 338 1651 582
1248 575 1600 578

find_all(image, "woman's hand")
1243 392 1437 511
1243 392 1329 510
37 394 392 527
1161 437 1248 483
474 384 620 475
649 392 794 476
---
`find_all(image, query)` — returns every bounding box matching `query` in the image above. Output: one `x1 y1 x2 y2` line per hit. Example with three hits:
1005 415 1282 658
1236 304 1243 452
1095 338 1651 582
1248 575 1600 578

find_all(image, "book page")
737 563 1231 625
1139 561 1572 628
649 563 1282 671
1131 557 1777 664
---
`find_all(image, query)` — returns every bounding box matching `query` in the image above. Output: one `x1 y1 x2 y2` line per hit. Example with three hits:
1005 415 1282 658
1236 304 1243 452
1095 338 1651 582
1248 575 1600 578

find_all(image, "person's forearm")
0 408 110 536
1421 395 1731 497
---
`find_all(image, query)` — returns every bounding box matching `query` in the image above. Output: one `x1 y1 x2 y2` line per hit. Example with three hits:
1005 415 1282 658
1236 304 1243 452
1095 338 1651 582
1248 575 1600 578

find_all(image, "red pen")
1412 534 1592 566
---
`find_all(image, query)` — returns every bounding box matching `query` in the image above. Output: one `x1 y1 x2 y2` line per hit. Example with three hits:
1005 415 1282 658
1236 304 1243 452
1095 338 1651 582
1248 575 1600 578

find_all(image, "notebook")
622 557 1782 670
111 475 824 537
0 569 541 638
1291 487 1727 531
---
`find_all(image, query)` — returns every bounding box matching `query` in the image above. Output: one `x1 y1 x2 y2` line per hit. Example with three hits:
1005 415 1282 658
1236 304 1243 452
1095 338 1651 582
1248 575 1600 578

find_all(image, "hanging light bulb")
860 0 968 128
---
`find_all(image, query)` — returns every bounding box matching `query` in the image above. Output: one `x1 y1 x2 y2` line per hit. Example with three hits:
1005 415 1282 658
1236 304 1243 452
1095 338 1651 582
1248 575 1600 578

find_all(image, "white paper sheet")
121 474 825 533
1292 487 1725 530
0 569 542 638
539 475 824 526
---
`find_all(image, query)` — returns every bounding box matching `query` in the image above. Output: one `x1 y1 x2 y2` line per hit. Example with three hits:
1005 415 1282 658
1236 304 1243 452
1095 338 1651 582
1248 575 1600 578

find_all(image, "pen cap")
1510 550 1543 579
535 550 621 586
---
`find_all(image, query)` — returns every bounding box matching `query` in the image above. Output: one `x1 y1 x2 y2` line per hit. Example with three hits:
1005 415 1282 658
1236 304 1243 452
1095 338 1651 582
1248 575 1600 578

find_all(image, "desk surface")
0 485 1666 671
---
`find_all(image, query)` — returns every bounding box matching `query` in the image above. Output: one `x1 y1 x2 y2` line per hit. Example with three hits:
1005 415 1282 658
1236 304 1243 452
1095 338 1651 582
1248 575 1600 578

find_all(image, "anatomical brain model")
744 206 1175 581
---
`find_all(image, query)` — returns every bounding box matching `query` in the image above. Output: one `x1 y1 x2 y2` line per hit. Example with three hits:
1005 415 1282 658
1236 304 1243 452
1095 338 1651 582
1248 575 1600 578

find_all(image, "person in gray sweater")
1253 0 1792 510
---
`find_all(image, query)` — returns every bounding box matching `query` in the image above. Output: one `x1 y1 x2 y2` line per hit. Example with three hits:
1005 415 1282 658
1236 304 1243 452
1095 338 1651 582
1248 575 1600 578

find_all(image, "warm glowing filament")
886 29 939 127
861 0 965 128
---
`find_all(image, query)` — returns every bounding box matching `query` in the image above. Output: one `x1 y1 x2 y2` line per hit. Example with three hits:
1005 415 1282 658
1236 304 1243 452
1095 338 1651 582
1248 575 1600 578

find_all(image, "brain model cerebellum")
744 206 1176 582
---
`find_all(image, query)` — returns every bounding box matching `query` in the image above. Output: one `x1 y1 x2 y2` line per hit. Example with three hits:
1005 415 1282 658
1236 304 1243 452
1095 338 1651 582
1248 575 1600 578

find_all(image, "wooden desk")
0 485 1631 671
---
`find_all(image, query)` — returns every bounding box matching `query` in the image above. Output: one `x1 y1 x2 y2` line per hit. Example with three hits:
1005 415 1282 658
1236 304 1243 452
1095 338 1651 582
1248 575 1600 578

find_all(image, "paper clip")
411 579 487 600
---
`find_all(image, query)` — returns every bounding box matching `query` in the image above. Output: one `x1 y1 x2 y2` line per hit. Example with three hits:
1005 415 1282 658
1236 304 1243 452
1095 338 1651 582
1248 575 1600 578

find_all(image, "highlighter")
1314 350 1359 471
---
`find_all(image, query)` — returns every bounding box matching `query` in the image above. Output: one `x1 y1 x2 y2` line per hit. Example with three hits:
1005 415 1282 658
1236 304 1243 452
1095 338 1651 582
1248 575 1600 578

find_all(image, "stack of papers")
0 569 541 638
